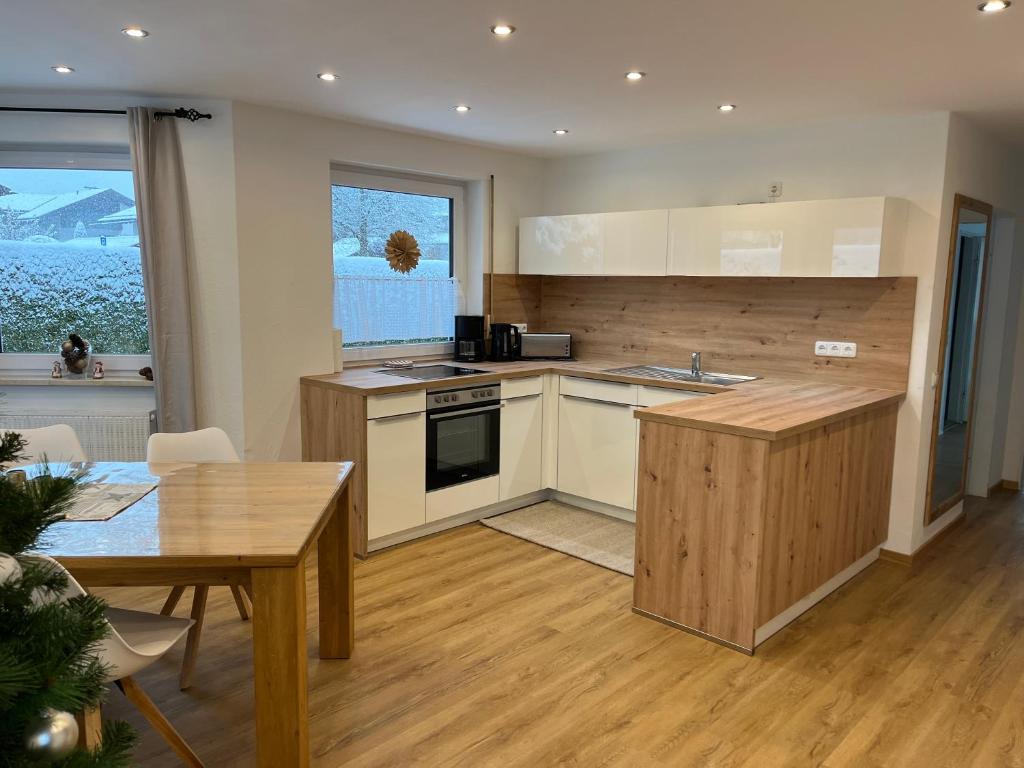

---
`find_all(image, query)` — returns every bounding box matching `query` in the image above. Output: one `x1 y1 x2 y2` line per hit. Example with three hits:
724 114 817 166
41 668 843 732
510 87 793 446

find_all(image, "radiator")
0 413 155 461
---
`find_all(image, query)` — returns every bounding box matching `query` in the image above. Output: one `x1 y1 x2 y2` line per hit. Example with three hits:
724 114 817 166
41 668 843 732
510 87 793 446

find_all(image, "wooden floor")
99 490 1024 767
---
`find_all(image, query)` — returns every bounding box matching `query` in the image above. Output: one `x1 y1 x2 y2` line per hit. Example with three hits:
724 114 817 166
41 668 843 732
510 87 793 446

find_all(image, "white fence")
333 275 458 345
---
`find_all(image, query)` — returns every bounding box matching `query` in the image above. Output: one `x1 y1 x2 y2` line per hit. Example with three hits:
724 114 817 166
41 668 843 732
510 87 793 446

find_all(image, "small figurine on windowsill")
92 360 105 380
50 361 63 379
60 333 91 378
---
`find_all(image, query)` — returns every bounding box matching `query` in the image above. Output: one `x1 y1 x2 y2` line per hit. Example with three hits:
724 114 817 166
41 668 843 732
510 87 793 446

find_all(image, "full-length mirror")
926 194 993 524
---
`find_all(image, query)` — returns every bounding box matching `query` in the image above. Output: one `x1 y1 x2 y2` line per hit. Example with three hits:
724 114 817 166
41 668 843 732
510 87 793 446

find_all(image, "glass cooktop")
378 364 486 381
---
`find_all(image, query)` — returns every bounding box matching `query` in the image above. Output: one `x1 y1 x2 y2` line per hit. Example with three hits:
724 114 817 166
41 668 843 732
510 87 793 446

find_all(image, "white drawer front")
637 385 709 408
559 375 637 405
426 476 500 522
366 390 426 419
501 376 543 399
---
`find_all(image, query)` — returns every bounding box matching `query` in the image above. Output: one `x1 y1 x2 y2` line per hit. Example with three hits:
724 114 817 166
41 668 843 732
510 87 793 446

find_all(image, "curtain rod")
0 106 212 122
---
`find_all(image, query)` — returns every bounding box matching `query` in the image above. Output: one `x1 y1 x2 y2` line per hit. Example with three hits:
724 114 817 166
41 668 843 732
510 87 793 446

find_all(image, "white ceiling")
2 0 1022 156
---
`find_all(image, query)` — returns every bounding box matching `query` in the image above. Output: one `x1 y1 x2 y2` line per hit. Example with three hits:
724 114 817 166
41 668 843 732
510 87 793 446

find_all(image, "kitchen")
6 2 1024 764
302 196 914 654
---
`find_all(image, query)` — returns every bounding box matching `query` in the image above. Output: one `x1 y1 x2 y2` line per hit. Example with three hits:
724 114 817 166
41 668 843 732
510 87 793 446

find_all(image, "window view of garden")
0 167 149 354
331 184 457 347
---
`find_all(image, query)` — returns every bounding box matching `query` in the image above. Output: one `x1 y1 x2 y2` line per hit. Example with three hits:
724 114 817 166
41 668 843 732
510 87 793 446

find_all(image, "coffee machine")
454 315 486 362
489 323 521 362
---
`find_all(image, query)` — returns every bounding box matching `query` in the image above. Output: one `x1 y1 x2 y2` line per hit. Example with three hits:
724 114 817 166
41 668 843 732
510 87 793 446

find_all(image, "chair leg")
75 705 102 750
161 586 187 616
179 586 208 690
242 584 254 604
116 677 204 767
229 585 251 621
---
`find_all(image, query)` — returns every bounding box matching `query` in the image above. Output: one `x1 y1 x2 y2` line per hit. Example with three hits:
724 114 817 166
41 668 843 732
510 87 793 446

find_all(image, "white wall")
538 111 1024 555
228 102 545 459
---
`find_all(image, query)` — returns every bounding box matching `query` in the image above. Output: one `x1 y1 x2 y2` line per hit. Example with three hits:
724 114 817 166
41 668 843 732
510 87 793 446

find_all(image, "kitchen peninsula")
633 380 901 653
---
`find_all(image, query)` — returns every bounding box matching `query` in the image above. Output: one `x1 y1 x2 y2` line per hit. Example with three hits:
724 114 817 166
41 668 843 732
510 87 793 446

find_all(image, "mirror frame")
924 193 994 526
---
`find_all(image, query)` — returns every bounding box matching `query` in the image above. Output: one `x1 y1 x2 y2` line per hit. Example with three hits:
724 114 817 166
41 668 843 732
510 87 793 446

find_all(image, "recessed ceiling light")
316 72 339 82
51 65 75 74
121 26 149 38
490 24 516 36
553 129 570 135
625 71 646 81
978 0 1010 11
454 104 471 113
718 103 736 112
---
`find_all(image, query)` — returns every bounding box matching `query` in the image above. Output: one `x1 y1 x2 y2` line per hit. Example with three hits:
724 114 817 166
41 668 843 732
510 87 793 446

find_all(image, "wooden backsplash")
487 274 917 391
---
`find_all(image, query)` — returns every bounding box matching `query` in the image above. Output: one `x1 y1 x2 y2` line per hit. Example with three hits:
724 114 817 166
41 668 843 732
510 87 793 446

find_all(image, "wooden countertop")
301 359 732 396
301 360 904 441
636 379 904 440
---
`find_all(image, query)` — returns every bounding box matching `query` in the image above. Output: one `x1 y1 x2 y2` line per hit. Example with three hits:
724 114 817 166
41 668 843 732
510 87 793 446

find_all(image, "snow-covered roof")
95 205 137 224
16 187 117 220
0 192 56 214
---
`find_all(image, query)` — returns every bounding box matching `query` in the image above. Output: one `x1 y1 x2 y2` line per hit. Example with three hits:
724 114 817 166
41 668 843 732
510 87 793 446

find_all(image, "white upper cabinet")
519 209 668 276
668 197 908 278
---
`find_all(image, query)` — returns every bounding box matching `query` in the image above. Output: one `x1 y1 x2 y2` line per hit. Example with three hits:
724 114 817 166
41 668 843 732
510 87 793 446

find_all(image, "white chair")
29 555 203 767
146 428 250 689
9 425 87 467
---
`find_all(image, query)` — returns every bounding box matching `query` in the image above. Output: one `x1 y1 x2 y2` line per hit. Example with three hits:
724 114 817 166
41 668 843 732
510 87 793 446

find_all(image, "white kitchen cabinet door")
668 197 907 278
500 394 544 500
519 210 668 276
557 394 637 510
366 412 426 540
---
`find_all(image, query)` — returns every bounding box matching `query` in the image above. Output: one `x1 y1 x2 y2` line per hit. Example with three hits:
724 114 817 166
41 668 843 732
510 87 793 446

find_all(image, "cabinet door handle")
369 411 422 423
560 394 635 408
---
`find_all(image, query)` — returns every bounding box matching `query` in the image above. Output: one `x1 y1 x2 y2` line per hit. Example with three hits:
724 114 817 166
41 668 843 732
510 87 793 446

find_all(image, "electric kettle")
489 323 521 361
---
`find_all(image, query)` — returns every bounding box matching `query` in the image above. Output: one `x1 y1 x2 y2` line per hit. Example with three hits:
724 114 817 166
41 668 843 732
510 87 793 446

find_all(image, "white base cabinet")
500 392 544 500
557 393 638 511
366 412 426 539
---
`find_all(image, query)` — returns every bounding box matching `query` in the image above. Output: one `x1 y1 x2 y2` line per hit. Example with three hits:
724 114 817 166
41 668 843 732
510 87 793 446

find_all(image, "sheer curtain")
128 108 197 432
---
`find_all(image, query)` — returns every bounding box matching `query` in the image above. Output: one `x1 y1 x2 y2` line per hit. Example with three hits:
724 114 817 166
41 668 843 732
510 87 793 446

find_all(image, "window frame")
0 149 151 374
329 167 467 362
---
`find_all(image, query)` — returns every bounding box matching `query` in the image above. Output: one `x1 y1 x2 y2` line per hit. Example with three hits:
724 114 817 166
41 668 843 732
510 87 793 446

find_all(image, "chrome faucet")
691 351 701 377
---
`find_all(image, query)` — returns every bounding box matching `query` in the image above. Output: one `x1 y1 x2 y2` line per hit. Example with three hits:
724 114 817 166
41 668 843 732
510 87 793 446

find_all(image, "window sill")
0 374 153 388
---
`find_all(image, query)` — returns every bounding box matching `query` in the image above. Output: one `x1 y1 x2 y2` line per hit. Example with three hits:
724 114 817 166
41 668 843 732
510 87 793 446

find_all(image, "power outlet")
512 323 528 334
815 340 857 358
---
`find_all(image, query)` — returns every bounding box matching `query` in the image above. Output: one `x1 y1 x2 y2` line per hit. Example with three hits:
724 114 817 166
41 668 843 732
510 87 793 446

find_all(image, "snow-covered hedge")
332 254 451 278
0 239 148 354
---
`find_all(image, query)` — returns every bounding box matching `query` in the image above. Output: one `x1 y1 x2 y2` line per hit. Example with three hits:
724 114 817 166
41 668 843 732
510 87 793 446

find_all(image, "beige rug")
481 501 635 576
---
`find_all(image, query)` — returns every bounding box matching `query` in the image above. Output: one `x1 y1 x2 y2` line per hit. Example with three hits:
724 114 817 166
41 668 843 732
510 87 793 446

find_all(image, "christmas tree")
0 431 136 766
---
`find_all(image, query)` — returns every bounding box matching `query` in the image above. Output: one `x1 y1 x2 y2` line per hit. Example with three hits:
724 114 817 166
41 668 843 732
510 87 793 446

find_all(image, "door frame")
924 193 994 525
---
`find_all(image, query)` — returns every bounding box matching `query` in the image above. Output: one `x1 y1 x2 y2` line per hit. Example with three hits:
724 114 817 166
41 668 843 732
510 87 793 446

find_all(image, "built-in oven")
426 383 501 492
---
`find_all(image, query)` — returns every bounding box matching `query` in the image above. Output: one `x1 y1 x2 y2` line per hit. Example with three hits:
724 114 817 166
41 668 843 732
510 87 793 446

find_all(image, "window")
0 154 148 359
330 169 465 355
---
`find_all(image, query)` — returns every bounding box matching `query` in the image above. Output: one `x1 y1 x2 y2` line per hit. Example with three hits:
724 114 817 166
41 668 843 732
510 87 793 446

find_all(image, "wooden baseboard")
880 510 966 568
1002 479 1021 492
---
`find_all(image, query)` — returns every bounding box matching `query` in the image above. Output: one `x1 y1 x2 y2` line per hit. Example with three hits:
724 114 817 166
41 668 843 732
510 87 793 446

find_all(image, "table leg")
317 483 354 659
251 565 309 768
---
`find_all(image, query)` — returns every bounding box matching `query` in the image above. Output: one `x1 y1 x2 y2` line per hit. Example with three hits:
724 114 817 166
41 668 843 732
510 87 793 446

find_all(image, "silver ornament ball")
24 708 79 761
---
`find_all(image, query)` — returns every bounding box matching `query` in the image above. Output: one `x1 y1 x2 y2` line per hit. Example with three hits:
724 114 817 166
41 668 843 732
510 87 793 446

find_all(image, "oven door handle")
428 403 503 420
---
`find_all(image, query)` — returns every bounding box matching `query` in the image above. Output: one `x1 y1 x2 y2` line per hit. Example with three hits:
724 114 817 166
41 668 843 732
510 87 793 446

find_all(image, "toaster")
519 332 573 360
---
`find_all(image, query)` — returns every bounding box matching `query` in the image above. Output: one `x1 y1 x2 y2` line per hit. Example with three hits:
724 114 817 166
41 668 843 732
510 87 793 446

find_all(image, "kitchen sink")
606 365 760 386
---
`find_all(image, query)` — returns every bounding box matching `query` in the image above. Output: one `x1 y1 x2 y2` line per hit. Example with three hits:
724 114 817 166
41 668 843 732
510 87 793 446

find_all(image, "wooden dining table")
36 460 355 768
